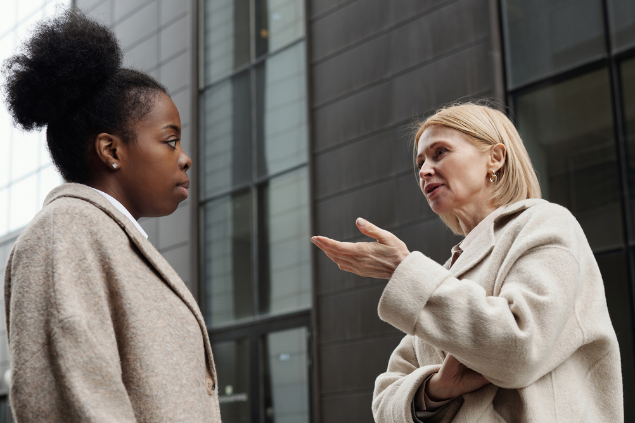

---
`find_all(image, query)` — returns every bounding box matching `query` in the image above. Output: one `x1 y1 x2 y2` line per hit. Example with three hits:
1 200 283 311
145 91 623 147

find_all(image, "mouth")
424 183 443 198
176 180 190 198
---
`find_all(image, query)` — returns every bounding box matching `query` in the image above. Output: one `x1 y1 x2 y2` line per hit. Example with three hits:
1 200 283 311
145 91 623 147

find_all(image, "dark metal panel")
314 127 412 200
319 335 402 394
311 0 450 62
313 42 494 152
318 284 399 345
320 392 375 423
315 173 436 241
312 0 490 106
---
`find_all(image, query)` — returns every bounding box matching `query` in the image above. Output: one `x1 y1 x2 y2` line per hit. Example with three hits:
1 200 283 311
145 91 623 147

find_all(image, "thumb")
356 218 394 244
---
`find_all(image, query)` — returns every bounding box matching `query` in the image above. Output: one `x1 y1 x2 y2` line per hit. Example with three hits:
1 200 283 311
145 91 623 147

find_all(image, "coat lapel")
45 184 217 380
448 199 545 279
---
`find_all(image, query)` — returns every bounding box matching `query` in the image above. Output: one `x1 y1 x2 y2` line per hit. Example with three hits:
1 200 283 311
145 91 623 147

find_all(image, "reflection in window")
213 339 251 423
259 168 311 316
516 69 622 250
202 72 252 199
608 0 635 53
263 327 309 423
596 252 635 421
204 0 250 85
256 42 308 177
622 57 635 237
501 0 605 88
256 0 305 57
205 192 254 327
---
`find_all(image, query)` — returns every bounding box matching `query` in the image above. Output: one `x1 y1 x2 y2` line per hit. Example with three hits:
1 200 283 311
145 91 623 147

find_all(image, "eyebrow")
161 124 181 134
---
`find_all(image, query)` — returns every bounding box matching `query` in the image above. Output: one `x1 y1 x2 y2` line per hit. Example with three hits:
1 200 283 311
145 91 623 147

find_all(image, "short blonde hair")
414 102 541 235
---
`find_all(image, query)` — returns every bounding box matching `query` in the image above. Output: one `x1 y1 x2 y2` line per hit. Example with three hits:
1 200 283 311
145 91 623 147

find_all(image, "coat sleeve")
6 210 138 422
378 240 585 389
372 334 447 423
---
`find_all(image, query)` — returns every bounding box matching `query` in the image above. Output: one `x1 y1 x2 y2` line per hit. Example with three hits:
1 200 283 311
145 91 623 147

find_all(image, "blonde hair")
414 102 541 235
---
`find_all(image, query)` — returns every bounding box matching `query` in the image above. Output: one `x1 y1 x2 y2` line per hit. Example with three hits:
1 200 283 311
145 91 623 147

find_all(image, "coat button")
206 375 214 395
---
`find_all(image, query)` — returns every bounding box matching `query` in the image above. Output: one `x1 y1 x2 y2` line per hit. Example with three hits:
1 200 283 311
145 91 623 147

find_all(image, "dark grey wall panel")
318 284 399 344
311 0 448 61
321 393 374 423
314 42 493 152
314 127 413 200
310 0 357 19
309 0 498 420
312 0 490 106
315 173 436 241
319 335 403 394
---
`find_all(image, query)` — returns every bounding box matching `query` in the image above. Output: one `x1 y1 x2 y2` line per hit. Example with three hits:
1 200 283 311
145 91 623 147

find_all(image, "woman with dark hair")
2 9 221 422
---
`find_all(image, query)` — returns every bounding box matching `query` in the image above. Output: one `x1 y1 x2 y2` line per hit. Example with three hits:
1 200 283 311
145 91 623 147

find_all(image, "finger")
311 236 363 255
356 218 397 245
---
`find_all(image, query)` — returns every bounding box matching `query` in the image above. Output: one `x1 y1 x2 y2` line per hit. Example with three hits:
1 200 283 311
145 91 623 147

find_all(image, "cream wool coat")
373 199 623 423
4 183 222 422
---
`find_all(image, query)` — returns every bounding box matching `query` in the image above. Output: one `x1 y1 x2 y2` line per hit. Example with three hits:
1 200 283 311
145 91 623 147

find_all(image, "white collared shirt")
90 188 148 239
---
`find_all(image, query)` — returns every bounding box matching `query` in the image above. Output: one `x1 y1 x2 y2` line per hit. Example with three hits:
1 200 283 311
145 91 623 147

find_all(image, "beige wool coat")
4 183 222 422
373 199 623 422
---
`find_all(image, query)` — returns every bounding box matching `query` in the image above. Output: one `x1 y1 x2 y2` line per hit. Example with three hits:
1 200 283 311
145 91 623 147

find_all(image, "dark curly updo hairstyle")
2 8 167 183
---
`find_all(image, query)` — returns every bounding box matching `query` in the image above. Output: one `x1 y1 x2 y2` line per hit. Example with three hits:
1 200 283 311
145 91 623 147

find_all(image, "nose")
419 161 434 180
180 151 192 172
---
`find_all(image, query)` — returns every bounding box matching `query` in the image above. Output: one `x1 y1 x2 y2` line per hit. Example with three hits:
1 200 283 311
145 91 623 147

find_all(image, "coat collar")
449 198 546 278
44 183 217 380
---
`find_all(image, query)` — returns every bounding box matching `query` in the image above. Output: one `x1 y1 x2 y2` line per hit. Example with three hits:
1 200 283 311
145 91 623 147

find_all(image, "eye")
166 139 179 148
417 160 424 170
435 148 447 158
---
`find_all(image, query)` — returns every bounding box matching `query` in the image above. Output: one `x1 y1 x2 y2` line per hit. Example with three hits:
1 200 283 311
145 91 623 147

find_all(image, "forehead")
137 92 181 131
416 125 471 156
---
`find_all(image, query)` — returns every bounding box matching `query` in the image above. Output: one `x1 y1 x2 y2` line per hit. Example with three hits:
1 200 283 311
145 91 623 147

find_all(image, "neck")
455 202 498 235
89 181 140 220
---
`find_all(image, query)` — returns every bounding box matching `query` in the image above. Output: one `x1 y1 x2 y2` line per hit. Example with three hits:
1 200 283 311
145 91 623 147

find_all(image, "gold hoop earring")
489 172 498 183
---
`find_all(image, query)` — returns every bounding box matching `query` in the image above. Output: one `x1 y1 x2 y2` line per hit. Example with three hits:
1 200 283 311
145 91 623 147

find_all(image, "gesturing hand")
421 354 490 404
310 218 410 280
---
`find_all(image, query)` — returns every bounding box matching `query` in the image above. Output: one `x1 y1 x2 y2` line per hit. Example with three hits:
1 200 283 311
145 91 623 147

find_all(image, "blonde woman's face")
416 125 493 216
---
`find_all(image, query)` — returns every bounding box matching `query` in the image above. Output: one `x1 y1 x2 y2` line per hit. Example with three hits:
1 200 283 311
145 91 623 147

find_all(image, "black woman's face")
119 92 191 218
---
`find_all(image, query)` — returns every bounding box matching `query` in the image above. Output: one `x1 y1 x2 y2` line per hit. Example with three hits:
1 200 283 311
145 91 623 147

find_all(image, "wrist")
426 373 453 402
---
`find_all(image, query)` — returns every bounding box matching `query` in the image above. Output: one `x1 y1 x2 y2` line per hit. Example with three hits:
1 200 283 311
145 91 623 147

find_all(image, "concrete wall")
76 0 199 295
308 0 499 420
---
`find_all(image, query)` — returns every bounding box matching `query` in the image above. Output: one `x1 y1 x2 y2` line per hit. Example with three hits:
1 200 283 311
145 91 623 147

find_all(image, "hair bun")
2 8 123 130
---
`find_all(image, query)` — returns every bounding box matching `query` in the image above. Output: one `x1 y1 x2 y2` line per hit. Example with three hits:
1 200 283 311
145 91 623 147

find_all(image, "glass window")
9 174 38 233
256 42 308 177
623 57 635 237
204 0 250 85
201 71 252 199
256 0 305 57
213 339 251 423
501 0 605 89
10 129 40 181
596 252 635 421
608 0 635 53
516 68 622 251
263 327 310 423
258 168 311 316
0 189 7 236
204 192 254 327
38 165 63 208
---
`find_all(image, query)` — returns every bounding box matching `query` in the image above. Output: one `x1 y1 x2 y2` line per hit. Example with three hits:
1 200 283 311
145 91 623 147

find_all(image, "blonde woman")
311 103 623 422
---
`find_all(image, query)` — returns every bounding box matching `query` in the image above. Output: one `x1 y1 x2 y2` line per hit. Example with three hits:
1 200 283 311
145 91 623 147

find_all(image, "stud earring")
112 163 118 169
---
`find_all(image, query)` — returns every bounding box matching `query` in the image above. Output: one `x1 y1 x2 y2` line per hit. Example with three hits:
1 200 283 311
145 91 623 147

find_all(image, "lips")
177 180 190 197
424 183 443 198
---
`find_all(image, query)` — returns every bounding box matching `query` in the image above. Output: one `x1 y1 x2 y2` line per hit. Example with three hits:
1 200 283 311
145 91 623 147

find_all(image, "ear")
488 143 506 173
94 132 125 170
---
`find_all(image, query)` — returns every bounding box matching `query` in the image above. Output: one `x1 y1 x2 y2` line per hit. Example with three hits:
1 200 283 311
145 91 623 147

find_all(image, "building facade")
0 0 633 421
